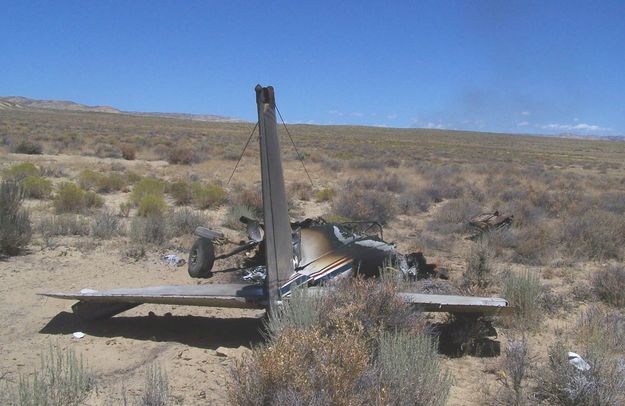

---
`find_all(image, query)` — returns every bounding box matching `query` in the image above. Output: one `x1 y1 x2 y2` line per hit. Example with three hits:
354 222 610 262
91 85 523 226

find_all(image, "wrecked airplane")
42 85 511 343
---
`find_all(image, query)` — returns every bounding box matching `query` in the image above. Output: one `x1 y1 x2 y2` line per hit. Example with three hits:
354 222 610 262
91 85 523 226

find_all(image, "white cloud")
386 113 398 120
515 111 531 116
328 109 344 117
426 122 445 129
541 123 609 132
350 112 364 118
516 121 530 127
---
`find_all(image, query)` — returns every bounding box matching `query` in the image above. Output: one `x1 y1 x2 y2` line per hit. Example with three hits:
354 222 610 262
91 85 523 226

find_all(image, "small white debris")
568 352 591 371
161 254 186 267
80 288 98 294
72 332 86 339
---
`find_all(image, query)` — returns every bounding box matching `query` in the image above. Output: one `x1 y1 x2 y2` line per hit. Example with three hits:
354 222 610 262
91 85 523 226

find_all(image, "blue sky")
1 1 624 136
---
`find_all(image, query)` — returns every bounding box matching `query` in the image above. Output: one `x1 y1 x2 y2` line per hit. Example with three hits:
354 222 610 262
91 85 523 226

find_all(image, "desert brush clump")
489 338 532 406
167 146 198 165
314 187 334 202
462 240 495 292
4 343 94 406
12 139 43 154
21 176 52 199
501 270 543 331
535 339 625 406
230 186 263 216
53 183 103 213
130 214 170 246
167 180 193 206
0 180 32 255
138 364 170 406
37 214 91 240
592 263 625 307
222 204 256 230
91 210 122 239
79 170 127 193
130 178 166 206
332 185 396 224
119 143 136 160
168 207 207 237
230 279 449 406
3 162 40 181
137 194 168 217
191 182 227 209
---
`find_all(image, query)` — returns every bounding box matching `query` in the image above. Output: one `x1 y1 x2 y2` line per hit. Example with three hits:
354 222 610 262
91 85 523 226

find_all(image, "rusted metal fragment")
468 210 513 239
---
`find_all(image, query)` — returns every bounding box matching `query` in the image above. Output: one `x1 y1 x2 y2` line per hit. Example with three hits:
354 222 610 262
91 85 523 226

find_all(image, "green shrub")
167 181 192 206
168 207 206 236
91 211 121 239
54 182 86 213
131 178 166 205
288 182 312 201
0 180 32 255
80 170 127 193
3 162 39 181
6 343 93 406
22 176 52 199
84 191 104 209
119 201 133 217
94 142 121 158
138 195 167 217
462 241 494 291
375 331 451 406
502 270 543 330
38 215 91 240
130 214 169 245
77 169 102 190
314 188 335 202
191 183 227 209
97 173 126 193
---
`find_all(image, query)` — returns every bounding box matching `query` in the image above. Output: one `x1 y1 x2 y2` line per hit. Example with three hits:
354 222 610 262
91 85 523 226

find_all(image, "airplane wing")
41 283 266 320
398 292 512 315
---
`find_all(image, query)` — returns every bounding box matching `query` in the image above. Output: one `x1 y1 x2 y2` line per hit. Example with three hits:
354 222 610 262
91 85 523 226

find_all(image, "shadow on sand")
40 312 265 350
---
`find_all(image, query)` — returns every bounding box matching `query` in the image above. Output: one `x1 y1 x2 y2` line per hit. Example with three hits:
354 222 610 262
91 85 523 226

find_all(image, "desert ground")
1 105 625 405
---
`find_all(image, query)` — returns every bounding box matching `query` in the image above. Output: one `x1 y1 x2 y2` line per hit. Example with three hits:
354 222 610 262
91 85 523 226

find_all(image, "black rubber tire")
188 238 215 278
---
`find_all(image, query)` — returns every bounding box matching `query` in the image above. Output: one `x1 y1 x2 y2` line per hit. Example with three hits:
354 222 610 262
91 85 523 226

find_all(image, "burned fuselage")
189 217 445 297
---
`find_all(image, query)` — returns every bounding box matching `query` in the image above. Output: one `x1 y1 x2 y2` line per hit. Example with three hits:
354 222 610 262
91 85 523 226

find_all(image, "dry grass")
3 104 625 404
0 180 31 255
231 279 447 406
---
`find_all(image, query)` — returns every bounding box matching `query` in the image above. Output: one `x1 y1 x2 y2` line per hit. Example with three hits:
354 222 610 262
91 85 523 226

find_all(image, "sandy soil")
0 152 582 405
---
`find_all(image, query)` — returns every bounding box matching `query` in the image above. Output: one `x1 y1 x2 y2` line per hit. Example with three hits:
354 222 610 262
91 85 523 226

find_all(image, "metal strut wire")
226 121 258 185
276 105 315 188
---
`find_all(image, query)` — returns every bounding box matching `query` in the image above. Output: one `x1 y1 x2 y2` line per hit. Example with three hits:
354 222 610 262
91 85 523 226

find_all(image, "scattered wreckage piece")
467 210 513 240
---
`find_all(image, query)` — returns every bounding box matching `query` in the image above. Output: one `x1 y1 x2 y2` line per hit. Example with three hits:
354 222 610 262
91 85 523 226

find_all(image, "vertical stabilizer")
255 85 294 307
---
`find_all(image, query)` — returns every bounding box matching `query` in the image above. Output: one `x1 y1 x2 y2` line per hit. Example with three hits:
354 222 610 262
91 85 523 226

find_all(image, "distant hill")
0 96 243 123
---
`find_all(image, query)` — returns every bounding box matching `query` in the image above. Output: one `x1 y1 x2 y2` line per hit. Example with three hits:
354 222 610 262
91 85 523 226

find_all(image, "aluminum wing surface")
41 284 266 309
398 293 512 315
